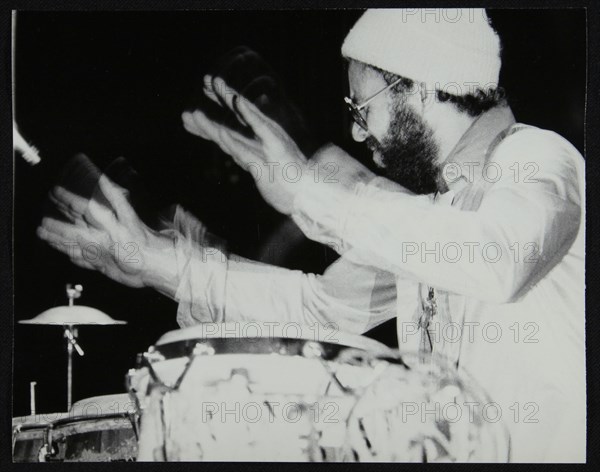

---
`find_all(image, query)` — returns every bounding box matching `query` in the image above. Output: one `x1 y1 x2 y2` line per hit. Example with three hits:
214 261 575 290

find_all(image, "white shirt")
168 106 585 462
290 107 586 463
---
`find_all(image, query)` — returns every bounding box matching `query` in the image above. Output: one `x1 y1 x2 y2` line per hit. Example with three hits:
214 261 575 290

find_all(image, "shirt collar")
441 105 516 192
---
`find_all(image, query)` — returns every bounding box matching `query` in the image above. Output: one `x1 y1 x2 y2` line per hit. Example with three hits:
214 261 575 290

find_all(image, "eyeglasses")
344 77 404 132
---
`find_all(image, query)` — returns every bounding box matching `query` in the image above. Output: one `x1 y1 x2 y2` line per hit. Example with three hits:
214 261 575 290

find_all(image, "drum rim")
49 412 135 429
12 423 50 432
12 412 70 428
140 336 396 365
154 322 392 351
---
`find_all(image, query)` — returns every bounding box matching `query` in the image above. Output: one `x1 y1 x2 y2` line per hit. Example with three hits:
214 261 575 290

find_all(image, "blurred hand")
37 175 176 291
182 77 310 215
205 46 317 156
183 75 375 216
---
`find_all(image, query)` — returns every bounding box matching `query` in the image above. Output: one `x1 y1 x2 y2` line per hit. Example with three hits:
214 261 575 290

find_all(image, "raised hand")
204 46 317 156
182 77 310 215
37 175 174 290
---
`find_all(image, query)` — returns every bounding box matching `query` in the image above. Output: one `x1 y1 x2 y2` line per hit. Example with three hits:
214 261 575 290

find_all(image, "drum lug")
302 341 325 359
126 368 145 430
12 424 21 453
143 347 166 364
192 342 215 356
42 426 59 462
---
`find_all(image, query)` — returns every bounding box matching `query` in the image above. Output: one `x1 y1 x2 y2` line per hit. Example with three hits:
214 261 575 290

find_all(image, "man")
38 9 585 462
181 9 585 462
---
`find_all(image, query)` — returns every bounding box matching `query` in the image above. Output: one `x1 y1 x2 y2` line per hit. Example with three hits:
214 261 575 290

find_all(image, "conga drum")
128 322 394 461
127 323 509 462
338 351 511 462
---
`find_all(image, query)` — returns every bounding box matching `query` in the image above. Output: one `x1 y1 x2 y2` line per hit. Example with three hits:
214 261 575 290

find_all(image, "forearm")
170 232 398 334
140 230 180 298
222 255 311 325
291 144 418 254
173 247 341 329
149 204 394 333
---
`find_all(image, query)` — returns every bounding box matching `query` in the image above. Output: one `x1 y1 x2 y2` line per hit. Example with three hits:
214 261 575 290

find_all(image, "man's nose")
351 122 369 142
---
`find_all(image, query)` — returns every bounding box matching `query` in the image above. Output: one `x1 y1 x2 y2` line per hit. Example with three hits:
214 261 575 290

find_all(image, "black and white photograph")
7 5 588 463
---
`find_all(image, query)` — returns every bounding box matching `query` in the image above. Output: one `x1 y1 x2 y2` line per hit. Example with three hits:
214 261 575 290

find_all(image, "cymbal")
19 306 126 326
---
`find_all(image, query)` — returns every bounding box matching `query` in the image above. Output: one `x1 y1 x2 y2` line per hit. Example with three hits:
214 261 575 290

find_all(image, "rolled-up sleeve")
225 251 398 333
168 206 400 333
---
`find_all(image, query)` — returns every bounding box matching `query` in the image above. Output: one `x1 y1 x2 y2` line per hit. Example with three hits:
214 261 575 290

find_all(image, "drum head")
70 393 136 417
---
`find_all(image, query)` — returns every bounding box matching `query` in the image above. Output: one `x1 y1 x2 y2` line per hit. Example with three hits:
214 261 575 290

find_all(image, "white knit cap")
342 8 501 94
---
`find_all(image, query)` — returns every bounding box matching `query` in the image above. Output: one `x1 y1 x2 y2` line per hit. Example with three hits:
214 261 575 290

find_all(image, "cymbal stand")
63 284 85 410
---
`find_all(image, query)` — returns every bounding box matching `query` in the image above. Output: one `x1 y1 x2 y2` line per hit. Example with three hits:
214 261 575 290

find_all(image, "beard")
366 100 443 195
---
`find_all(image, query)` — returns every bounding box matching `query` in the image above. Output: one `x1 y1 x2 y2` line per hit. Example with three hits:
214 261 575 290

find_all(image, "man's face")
347 61 442 195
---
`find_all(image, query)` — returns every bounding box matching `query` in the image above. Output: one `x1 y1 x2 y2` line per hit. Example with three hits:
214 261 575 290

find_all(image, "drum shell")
130 325 393 462
134 352 369 461
50 414 138 462
12 424 49 463
35 394 139 462
12 413 69 463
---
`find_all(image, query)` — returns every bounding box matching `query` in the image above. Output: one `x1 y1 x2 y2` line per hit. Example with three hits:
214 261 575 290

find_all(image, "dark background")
12 9 585 417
